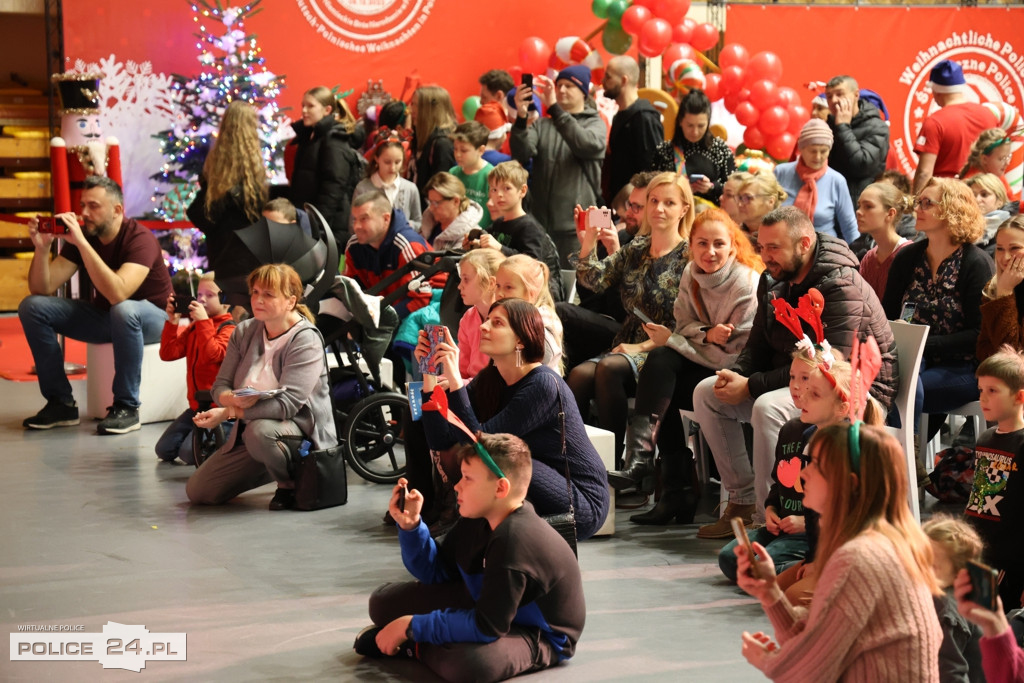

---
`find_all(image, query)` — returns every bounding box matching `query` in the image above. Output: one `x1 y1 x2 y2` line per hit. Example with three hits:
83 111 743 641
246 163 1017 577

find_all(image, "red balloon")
746 51 784 84
776 86 800 109
719 65 745 96
703 72 723 101
758 105 790 136
519 37 551 76
653 0 690 24
718 44 750 71
690 22 719 52
633 0 658 7
638 17 673 58
787 105 810 135
747 79 779 111
671 17 695 45
663 43 697 66
622 5 653 36
743 126 765 151
734 101 760 127
723 90 744 114
766 132 796 161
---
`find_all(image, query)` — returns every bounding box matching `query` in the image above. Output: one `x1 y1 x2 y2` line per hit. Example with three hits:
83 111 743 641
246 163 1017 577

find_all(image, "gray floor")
1 376 773 682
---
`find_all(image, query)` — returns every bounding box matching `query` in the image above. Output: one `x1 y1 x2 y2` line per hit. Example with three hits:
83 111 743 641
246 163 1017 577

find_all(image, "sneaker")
697 502 755 539
353 626 384 658
269 488 296 511
23 399 80 430
97 403 140 434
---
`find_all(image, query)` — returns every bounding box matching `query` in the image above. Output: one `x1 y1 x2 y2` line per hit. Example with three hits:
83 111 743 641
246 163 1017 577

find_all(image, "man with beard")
600 56 664 205
20 176 171 434
691 206 896 537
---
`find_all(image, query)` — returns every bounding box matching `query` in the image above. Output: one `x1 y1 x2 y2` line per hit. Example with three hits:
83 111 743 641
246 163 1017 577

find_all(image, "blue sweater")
775 163 859 244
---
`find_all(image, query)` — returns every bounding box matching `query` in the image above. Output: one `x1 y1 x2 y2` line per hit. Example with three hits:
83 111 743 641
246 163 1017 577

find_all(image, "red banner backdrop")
726 5 1024 193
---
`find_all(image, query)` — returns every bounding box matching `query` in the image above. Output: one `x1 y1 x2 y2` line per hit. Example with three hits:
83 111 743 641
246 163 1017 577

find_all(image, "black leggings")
633 346 716 459
567 354 636 460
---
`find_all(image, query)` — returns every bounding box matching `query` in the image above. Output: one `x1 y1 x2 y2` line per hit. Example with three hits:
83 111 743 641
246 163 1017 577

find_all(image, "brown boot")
696 501 755 539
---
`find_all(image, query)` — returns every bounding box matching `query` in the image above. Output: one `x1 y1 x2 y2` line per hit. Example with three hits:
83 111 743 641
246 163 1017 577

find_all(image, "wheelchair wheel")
342 392 409 484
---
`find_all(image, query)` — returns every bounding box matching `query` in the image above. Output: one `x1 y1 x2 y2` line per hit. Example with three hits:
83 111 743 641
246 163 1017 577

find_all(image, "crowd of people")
16 54 1024 682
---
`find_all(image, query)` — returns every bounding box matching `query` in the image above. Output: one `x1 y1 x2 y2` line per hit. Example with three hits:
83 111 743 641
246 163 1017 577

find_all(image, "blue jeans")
18 295 166 408
914 362 981 436
718 526 809 583
155 409 197 464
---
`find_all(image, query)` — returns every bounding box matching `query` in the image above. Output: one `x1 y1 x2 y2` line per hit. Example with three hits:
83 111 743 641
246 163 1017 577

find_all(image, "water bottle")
298 439 311 458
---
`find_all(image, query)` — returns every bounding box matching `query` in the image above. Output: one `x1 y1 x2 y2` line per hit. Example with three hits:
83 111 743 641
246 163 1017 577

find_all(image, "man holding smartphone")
19 176 171 434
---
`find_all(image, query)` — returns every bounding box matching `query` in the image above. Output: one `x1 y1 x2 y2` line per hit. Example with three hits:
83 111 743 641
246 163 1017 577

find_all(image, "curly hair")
923 177 985 245
960 128 1011 178
203 100 268 223
690 207 764 273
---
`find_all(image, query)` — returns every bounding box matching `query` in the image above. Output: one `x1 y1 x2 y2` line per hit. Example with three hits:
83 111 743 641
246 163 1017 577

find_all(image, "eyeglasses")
737 194 765 205
626 202 645 213
914 197 938 210
427 197 456 208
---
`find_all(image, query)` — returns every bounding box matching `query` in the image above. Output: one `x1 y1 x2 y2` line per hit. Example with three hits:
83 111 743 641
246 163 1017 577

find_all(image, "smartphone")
731 517 761 579
174 294 195 316
632 306 654 326
522 73 533 90
587 207 613 231
418 324 445 376
688 174 707 183
966 559 999 611
397 483 407 513
899 302 916 323
37 216 68 234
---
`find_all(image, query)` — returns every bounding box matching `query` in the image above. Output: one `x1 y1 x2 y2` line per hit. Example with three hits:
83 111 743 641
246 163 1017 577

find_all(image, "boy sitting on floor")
355 432 584 682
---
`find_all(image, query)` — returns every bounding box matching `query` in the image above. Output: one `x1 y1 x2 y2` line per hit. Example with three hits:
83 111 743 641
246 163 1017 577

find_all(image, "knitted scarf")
794 157 827 222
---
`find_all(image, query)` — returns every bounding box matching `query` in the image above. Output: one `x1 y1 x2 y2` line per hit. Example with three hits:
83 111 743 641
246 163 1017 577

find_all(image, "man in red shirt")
913 60 998 194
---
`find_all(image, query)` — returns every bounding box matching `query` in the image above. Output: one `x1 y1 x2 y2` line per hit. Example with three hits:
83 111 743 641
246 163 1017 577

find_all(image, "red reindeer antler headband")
772 288 842 399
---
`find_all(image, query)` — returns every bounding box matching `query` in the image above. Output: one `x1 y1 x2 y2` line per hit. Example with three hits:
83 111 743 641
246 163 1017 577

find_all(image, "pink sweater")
760 532 942 682
980 629 1024 683
458 307 489 380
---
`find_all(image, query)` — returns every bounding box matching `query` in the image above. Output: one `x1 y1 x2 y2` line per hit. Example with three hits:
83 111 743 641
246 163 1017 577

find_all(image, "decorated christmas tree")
150 0 287 220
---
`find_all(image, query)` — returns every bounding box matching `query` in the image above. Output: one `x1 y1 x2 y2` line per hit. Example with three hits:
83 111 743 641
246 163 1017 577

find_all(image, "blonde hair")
497 255 562 353
334 97 357 134
203 100 268 223
964 173 1008 207
489 160 529 189
739 170 788 211
792 349 884 426
984 214 1024 300
922 177 985 245
923 514 984 574
458 248 504 299
639 172 695 239
413 85 457 153
860 181 914 218
423 172 470 213
960 128 1011 178
247 263 314 322
808 424 941 597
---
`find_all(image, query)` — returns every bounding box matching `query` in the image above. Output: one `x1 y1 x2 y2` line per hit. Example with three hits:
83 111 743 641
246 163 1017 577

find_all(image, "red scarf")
794 157 827 222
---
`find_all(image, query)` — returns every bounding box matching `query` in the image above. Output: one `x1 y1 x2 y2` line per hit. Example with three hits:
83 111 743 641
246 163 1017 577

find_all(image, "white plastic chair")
887 320 929 522
919 403 986 469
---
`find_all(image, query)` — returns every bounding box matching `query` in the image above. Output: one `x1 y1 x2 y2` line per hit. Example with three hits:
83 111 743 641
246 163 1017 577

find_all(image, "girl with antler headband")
353 135 422 230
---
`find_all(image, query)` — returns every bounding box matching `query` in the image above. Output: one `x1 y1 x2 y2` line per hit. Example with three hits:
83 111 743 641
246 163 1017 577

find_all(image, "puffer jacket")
828 99 890 204
733 233 897 409
288 116 361 244
510 104 606 237
420 200 484 252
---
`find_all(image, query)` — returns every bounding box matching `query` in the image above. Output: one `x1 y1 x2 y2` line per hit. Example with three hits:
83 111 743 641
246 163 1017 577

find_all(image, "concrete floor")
0 375 773 682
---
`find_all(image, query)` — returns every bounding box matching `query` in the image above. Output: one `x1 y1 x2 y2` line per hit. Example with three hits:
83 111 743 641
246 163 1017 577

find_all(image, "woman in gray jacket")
187 264 336 510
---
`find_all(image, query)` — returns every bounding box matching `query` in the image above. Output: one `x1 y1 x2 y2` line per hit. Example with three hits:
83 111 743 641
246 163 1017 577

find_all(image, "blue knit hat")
556 65 591 96
928 60 966 94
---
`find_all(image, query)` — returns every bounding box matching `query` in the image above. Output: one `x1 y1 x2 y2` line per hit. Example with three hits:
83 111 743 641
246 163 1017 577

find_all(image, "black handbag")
541 386 578 557
290 442 348 511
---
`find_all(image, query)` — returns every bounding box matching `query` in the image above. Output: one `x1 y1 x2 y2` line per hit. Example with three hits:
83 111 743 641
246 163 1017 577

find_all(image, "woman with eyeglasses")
672 89 736 205
736 171 788 246
418 172 483 251
882 177 994 441
960 128 1013 199
410 86 458 206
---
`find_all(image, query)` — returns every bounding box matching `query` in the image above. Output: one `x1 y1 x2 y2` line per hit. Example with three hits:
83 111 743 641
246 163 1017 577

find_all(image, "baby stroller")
316 250 463 484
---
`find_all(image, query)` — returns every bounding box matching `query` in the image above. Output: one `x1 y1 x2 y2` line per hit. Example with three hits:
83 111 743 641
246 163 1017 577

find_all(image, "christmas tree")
150 0 287 220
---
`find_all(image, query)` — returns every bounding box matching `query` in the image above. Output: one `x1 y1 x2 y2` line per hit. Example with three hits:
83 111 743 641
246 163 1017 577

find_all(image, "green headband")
474 442 506 479
984 137 1011 154
848 421 862 474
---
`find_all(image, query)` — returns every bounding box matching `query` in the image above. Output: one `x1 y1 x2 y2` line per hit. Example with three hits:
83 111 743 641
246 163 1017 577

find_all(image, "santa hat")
474 102 510 140
928 60 967 94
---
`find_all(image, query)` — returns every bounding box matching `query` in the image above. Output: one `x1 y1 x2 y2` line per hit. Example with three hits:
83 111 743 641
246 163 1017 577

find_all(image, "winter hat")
928 60 966 94
474 102 510 140
811 93 828 109
505 88 541 113
798 118 834 149
556 65 591 96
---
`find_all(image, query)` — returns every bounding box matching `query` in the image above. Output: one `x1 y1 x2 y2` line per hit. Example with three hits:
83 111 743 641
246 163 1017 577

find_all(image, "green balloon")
603 22 632 55
461 95 481 122
592 0 612 19
608 0 630 21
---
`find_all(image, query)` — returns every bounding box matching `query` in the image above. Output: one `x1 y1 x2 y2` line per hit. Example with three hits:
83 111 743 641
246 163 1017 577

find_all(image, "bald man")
601 56 665 204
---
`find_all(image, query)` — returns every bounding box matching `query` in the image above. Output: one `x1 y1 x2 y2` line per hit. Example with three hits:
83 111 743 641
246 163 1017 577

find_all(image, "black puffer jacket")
288 116 360 244
186 177 259 272
828 99 890 204
733 233 897 409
